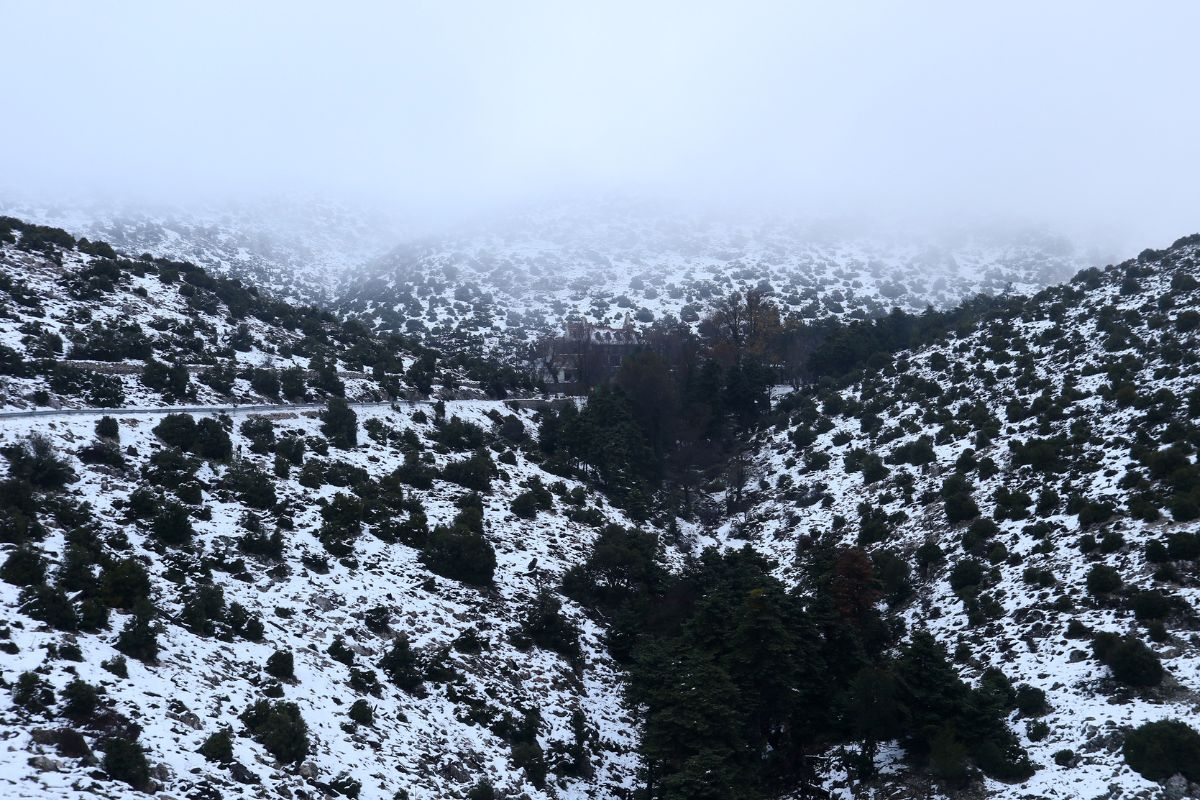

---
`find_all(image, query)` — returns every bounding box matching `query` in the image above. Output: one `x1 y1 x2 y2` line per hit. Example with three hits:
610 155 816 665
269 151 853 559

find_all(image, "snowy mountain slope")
340 205 1093 360
5 204 1200 800
720 234 1200 798
0 217 448 412
0 400 651 799
0 198 405 306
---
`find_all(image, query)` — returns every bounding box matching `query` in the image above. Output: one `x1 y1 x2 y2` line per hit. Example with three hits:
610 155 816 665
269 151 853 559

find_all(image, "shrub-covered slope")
4 210 1200 800
0 217 486 411
0 400 647 798
340 205 1088 358
725 234 1200 797
0 198 404 306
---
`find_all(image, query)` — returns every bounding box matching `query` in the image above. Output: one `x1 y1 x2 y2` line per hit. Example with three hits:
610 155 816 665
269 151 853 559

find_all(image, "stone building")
541 320 641 393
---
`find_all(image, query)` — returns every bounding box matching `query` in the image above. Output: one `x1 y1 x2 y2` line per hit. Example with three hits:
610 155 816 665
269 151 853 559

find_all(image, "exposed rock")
28 755 61 772
1163 774 1189 800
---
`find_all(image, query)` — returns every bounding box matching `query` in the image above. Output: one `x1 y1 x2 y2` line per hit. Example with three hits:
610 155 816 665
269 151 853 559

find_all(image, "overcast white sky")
2 2 1198 248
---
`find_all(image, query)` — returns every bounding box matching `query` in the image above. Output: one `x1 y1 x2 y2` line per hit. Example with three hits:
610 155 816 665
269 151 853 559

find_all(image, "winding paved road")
0 396 573 422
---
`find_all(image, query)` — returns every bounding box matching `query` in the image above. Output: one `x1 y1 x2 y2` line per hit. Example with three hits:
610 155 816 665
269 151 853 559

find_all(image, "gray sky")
2 1 1199 249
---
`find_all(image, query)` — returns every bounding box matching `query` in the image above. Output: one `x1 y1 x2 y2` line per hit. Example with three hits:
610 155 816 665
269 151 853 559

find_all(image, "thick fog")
2 1 1199 250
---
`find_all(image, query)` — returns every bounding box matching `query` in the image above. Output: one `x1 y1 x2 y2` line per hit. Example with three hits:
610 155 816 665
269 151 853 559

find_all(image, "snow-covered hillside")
725 234 1200 798
4 211 1200 800
0 400 650 799
340 205 1093 358
0 198 405 306
0 217 472 412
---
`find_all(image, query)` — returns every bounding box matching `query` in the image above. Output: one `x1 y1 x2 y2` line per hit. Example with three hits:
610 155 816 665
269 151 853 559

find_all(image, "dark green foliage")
896 630 1033 782
1009 437 1068 473
227 601 265 641
180 583 227 637
152 417 196 453
266 649 294 680
562 524 662 616
467 779 496 800
223 459 277 509
516 589 581 664
152 414 231 461
115 603 160 663
239 521 284 560
99 558 152 610
859 453 890 484
544 386 659 507
1035 488 1060 516
3 434 75 490
1093 633 1163 687
962 518 999 554
433 416 487 450
12 671 55 714
1166 531 1200 560
142 358 192 399
511 739 548 789
102 737 151 791
941 473 979 523
1 547 45 586
949 559 984 595
320 398 359 448
442 450 496 493
421 516 496 587
378 635 424 693
249 368 281 399
275 435 306 466
199 727 234 763
240 417 276 454
95 416 120 440
1076 498 1116 527
239 699 309 763
1131 590 1171 621
62 679 100 721
871 549 913 607
22 582 79 630
1085 564 1121 596
68 322 150 362
856 503 892 545
891 435 935 466
78 439 126 468
1014 685 1048 716
1123 720 1200 782
150 499 194 545
927 725 970 784
627 548 832 798
511 477 554 519
329 775 362 798
915 541 945 573
280 366 307 401
327 635 354 665
141 447 199 490
348 699 374 726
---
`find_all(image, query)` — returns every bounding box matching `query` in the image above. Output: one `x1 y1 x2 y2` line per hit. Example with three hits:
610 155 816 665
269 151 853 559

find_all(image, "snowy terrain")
0 198 406 306
0 401 646 799
340 204 1096 358
723 236 1200 799
0 228 438 412
2 212 1198 800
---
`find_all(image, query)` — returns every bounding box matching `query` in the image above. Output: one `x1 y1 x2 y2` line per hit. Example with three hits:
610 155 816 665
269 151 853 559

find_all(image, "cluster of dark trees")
531 285 1045 523
534 292 789 519
563 529 1033 798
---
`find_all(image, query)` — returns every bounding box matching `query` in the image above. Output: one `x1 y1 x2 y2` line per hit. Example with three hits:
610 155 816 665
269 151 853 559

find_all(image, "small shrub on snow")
239 699 309 764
